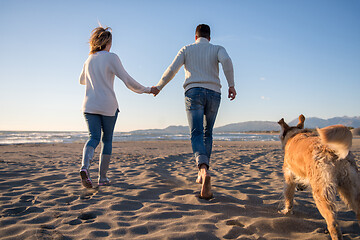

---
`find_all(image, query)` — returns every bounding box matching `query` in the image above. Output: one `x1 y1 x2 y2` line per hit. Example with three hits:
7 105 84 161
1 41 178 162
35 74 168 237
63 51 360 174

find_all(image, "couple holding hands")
79 24 236 199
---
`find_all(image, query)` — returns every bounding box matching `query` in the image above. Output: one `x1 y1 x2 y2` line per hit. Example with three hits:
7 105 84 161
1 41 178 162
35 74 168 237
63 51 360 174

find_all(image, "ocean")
0 131 279 145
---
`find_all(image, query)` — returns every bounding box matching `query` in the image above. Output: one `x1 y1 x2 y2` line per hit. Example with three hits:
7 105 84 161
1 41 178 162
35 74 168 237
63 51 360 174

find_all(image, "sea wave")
0 131 88 145
0 131 278 145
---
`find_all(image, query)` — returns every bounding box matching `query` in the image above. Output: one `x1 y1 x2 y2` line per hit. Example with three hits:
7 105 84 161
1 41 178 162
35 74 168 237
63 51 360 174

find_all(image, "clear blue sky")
0 0 359 132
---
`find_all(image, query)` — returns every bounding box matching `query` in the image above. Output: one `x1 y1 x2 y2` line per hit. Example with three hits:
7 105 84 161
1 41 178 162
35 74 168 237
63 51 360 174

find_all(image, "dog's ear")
278 118 289 130
296 114 305 129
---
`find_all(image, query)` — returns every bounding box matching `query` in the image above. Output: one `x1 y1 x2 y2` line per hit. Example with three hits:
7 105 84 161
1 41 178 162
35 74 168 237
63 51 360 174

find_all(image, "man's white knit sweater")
156 37 234 93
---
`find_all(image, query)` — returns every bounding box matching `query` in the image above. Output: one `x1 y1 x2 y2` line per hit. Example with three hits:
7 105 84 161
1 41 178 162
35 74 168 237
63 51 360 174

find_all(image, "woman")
79 26 155 188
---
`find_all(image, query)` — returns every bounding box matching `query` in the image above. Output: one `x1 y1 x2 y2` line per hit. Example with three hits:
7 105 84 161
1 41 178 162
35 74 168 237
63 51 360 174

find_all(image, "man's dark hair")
195 24 210 39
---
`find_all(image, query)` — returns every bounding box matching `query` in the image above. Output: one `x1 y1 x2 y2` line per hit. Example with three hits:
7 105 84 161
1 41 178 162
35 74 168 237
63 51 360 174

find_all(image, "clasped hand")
150 86 160 96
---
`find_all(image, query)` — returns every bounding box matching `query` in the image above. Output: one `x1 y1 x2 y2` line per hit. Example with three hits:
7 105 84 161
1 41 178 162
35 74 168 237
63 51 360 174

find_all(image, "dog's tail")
317 125 353 159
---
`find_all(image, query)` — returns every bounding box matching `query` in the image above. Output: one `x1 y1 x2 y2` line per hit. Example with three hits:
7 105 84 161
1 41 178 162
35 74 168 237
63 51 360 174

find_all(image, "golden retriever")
278 114 360 240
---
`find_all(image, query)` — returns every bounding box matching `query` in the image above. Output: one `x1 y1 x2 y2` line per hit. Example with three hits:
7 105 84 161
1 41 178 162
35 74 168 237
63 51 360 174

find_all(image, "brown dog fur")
278 115 360 240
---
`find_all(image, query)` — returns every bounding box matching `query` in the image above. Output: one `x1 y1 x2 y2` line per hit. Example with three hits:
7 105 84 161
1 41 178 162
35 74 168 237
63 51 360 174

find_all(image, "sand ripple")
0 140 359 239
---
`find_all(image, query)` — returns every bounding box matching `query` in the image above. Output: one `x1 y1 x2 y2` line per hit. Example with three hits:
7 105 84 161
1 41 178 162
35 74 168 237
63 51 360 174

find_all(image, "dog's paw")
296 183 307 191
278 208 293 215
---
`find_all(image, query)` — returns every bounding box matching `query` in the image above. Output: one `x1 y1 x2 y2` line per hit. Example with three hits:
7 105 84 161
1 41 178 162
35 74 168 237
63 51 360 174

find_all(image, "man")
152 24 236 199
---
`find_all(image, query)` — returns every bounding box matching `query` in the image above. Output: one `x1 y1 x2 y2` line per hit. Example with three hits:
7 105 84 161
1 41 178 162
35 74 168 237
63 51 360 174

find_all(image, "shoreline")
1 129 358 146
0 132 279 146
1 137 359 146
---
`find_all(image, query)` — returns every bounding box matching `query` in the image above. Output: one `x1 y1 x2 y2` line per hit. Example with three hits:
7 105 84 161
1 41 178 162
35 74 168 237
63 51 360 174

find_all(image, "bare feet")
196 171 202 184
198 166 213 200
80 169 93 189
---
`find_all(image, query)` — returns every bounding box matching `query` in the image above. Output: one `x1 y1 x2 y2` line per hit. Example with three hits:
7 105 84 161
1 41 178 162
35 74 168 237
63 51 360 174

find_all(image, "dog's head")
278 114 305 148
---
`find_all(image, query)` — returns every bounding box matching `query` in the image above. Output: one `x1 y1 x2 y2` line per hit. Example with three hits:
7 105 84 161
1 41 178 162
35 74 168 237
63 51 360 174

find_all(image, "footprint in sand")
226 219 244 227
68 211 97 225
35 226 66 240
2 206 27 216
2 206 43 217
110 200 143 211
223 219 254 239
78 212 97 220
19 195 35 203
79 188 97 200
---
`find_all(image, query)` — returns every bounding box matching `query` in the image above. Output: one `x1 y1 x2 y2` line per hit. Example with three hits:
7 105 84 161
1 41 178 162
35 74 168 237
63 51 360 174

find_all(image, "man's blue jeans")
185 87 221 169
84 110 119 155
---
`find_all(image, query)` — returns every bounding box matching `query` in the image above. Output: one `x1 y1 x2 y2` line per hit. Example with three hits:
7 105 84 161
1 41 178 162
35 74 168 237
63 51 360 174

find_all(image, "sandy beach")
0 139 359 240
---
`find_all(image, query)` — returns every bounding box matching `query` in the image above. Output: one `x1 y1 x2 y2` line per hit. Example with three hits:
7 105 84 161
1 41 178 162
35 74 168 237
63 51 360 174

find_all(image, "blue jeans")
185 87 221 169
84 110 119 155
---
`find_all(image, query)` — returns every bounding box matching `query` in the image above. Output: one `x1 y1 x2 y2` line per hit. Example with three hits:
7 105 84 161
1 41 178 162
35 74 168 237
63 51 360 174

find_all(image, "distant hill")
288 116 360 129
130 125 189 134
214 121 279 132
217 116 360 132
128 116 360 134
352 128 360 136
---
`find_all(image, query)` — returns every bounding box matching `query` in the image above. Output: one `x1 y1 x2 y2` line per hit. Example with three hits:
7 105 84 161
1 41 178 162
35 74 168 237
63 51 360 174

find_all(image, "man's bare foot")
199 167 213 199
200 174 213 199
196 171 202 184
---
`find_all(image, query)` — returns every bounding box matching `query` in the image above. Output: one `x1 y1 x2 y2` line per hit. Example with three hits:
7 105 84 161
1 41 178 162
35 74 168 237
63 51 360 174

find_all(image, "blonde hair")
89 27 112 54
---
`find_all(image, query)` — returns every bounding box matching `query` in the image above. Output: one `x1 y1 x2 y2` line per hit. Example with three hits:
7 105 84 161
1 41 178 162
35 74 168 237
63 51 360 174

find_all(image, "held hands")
150 86 160 96
150 86 235 99
228 87 236 101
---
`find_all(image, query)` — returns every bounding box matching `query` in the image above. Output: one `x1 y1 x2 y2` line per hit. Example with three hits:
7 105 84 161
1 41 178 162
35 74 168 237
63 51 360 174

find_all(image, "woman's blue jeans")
84 110 119 155
185 87 221 169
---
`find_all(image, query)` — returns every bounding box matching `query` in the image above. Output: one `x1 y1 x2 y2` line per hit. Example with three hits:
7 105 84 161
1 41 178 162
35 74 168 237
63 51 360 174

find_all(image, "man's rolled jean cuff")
196 155 209 169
